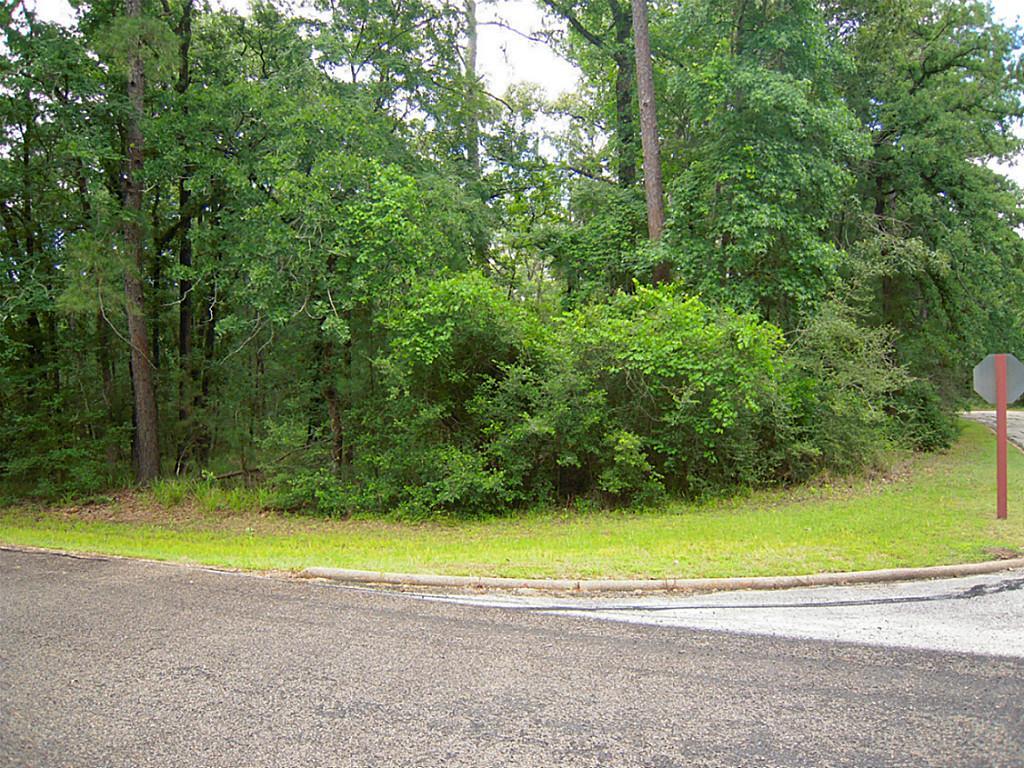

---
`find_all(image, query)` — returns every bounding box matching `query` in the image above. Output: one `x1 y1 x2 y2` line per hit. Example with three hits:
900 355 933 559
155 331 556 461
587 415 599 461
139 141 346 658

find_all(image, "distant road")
2 549 1022 767
962 410 1024 449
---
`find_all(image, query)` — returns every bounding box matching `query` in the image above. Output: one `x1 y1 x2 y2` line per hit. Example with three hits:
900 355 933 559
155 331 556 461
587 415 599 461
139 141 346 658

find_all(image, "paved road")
2 549 1023 767
425 569 1024 658
962 411 1024 449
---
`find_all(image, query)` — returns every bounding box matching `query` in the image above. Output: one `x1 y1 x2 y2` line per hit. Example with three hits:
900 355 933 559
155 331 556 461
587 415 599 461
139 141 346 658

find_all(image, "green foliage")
597 430 663 503
2 0 1019 519
150 477 273 514
273 469 353 517
781 300 910 477
828 0 1024 394
536 181 650 303
661 0 870 327
6 423 1024 579
561 285 788 495
324 276 905 517
886 380 960 453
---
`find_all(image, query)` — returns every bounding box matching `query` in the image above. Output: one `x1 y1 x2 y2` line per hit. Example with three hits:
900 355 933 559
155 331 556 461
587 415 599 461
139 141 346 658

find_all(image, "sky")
23 0 1024 184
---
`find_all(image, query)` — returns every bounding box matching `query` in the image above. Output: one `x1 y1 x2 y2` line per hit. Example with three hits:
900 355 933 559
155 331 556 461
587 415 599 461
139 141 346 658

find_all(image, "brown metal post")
996 353 1008 520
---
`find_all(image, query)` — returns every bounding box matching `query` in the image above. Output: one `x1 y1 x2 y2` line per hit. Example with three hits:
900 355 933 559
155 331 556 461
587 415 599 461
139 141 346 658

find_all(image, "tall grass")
149 478 273 515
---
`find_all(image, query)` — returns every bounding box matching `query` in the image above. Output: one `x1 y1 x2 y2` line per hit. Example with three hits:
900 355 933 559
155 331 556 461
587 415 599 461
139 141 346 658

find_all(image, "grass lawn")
2 420 1023 579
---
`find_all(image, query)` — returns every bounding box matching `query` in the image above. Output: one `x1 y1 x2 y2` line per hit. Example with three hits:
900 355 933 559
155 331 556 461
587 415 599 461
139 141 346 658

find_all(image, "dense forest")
1 0 1022 516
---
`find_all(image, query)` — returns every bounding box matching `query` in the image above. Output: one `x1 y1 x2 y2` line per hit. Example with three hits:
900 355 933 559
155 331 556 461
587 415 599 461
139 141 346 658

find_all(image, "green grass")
2 421 1024 579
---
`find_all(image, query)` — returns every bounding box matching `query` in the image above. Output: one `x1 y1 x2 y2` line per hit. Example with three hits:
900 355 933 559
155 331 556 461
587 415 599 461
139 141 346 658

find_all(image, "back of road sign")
973 353 1024 405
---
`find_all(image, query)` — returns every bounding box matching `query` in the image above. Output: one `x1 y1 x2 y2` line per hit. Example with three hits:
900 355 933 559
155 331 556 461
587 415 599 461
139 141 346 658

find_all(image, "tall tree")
122 0 161 481
659 0 867 326
630 0 666 281
465 0 480 175
825 0 1024 392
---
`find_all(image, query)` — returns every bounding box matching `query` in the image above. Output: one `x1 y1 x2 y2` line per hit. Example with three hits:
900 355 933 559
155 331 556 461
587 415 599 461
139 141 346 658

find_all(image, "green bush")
597 429 664 503
274 468 357 518
560 285 787 495
886 379 960 452
780 300 909 479
340 276 796 515
0 409 129 500
276 276 923 519
345 273 548 517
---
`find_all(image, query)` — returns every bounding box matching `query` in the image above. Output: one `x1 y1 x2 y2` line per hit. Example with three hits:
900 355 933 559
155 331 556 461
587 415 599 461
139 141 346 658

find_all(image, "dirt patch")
984 547 1024 560
29 492 416 538
32 491 268 532
60 491 195 524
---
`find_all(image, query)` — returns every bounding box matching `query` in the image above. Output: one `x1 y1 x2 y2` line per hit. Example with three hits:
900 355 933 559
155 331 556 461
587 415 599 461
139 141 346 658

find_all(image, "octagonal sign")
974 353 1024 405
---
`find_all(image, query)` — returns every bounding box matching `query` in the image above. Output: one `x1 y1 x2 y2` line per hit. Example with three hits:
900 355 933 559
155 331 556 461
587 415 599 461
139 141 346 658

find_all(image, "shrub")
345 276 793 515
560 285 787 495
780 300 909 478
282 276 920 518
886 379 959 452
274 468 357 518
348 273 547 517
597 429 664 503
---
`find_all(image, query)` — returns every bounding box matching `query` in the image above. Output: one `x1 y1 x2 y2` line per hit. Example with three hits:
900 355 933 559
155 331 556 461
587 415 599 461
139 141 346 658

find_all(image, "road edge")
300 557 1024 593
4 542 1023 595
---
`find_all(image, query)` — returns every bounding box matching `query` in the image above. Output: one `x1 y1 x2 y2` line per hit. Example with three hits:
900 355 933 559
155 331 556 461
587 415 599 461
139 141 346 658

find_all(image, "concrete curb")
6 542 1022 595
300 557 1024 593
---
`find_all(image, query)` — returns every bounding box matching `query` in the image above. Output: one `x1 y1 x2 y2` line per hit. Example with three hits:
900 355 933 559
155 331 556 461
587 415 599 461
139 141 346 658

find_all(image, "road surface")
2 548 1022 767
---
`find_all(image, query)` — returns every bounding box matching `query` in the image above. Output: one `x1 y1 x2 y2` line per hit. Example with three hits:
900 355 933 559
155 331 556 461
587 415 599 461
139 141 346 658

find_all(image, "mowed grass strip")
2 421 1023 579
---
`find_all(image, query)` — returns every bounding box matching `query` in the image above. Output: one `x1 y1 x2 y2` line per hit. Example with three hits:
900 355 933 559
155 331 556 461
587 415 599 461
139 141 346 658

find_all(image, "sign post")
996 355 1008 519
973 353 1024 519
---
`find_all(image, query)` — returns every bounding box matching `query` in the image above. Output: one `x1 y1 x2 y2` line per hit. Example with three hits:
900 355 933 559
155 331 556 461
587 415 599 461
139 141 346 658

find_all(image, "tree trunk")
176 177 194 469
631 0 668 280
174 1 196 472
465 0 480 175
123 0 160 482
464 0 492 261
609 0 637 187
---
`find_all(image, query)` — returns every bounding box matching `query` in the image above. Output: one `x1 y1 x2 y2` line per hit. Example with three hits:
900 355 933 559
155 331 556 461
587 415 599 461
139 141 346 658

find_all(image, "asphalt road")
2 549 1023 767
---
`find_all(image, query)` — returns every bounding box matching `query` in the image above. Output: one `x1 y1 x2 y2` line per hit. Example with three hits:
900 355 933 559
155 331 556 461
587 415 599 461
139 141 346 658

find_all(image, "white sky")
22 0 1024 184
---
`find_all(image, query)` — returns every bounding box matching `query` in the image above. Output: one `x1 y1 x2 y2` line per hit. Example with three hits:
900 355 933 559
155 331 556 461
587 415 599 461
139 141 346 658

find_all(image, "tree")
825 0 1024 394
121 0 161 482
2 0 1020 507
660 0 868 327
630 0 667 282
